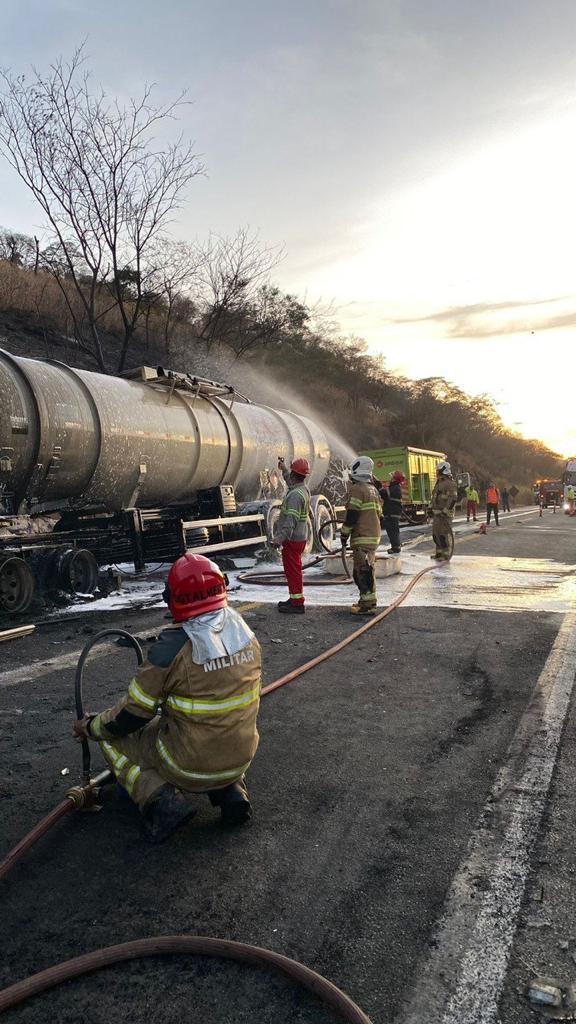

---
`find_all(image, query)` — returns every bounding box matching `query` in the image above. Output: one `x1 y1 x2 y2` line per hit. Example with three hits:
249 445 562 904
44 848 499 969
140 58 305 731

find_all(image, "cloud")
386 295 576 339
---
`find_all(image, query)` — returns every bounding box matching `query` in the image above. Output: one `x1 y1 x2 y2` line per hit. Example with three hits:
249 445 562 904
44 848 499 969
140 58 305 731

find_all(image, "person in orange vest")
486 483 500 526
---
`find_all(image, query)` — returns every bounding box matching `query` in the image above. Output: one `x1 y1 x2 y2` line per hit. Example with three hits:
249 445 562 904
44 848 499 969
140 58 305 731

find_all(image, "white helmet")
350 455 375 482
437 460 452 476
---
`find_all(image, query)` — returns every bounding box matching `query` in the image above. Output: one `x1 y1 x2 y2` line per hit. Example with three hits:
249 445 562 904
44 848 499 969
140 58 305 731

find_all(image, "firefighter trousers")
99 717 171 811
383 515 401 550
432 514 454 558
352 545 377 606
281 539 306 605
99 717 245 812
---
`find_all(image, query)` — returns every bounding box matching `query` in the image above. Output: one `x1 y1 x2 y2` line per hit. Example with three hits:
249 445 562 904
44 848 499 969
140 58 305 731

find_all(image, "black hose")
318 518 342 553
74 629 144 783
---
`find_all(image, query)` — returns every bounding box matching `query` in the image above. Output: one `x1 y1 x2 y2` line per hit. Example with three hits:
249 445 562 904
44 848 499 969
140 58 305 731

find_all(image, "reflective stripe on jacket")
274 477 311 545
431 476 458 519
89 626 261 792
341 481 382 547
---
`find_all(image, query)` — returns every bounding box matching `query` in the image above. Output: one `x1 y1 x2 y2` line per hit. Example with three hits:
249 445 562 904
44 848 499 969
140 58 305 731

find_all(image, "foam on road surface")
231 552 576 614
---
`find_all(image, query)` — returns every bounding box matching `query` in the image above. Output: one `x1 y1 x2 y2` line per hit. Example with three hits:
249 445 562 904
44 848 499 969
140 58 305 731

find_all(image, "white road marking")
0 630 153 691
396 608 576 1024
0 601 261 692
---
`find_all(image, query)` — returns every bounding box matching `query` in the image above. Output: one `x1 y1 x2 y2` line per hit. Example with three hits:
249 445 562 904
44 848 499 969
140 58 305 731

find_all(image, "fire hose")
0 563 444 1020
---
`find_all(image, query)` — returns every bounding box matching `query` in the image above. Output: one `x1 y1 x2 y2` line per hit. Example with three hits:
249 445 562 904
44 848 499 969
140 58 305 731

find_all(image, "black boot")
209 779 252 826
277 599 305 614
142 784 197 844
387 547 401 554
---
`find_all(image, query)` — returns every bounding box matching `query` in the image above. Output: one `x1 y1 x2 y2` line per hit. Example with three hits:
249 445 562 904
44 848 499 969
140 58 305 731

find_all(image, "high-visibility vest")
486 488 499 504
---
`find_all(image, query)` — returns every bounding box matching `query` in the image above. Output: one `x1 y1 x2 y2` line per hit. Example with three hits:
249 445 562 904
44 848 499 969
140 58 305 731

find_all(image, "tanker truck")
0 349 341 615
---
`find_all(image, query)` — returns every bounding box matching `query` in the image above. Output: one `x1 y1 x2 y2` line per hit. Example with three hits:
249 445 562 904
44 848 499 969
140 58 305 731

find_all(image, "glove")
341 536 348 549
73 715 94 741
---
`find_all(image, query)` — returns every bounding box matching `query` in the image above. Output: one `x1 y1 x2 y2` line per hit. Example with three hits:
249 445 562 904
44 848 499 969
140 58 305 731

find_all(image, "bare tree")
194 228 282 352
211 283 310 359
0 227 38 267
147 237 205 353
0 47 203 371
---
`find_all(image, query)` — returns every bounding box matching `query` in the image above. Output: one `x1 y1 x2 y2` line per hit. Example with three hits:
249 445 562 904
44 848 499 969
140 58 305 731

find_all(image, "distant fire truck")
533 479 562 508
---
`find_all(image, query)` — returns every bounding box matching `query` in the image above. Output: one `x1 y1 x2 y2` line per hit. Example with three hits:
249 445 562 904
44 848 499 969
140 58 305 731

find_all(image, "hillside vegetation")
0 245 562 499
0 53 562 500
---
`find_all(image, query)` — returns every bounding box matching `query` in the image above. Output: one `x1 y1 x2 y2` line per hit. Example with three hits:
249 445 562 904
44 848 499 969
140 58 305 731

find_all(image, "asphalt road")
0 507 574 1023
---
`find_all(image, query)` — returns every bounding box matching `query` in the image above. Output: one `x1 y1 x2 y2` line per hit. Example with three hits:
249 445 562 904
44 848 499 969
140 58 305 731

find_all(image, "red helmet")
165 552 228 622
391 471 406 484
291 457 310 477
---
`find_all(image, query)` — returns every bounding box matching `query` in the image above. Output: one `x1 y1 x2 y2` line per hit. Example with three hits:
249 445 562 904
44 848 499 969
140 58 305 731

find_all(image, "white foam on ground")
51 579 166 617
230 552 576 614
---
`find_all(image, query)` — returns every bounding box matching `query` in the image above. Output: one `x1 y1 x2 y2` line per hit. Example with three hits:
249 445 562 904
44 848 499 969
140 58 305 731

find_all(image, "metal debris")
527 978 562 1008
526 978 576 1020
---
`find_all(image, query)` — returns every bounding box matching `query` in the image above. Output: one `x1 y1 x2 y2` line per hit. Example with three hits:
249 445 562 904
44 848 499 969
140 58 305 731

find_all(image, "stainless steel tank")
0 350 331 511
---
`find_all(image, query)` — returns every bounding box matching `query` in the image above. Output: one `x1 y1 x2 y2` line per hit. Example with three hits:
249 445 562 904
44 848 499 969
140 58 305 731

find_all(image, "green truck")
360 445 446 517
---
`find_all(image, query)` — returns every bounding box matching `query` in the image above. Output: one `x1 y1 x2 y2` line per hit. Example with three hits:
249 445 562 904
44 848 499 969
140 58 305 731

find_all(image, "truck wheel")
56 549 99 596
238 500 282 555
0 556 35 614
311 496 336 552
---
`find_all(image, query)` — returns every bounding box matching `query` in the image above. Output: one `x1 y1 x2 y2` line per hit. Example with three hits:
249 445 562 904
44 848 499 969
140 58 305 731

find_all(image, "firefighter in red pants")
271 456 311 614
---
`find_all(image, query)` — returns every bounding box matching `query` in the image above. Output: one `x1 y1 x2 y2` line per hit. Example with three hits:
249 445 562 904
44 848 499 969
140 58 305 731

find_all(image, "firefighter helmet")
291 457 310 477
164 552 228 622
350 455 374 482
437 460 452 476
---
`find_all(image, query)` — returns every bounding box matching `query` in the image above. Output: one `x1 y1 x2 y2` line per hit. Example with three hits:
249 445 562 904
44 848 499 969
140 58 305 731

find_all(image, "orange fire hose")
0 936 373 1022
0 799 75 883
0 561 442 1020
262 564 437 696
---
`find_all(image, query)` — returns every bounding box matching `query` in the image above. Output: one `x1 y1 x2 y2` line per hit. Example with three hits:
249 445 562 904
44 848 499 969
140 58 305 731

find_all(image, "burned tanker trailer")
0 349 337 614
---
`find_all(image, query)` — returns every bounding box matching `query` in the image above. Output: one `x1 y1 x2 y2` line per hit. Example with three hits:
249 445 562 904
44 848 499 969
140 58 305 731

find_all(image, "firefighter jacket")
465 487 479 503
274 470 311 545
379 480 403 518
341 481 383 547
88 627 261 792
431 476 458 519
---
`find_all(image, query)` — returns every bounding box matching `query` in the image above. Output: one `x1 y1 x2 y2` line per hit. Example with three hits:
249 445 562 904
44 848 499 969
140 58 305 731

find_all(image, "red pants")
466 500 477 520
282 540 306 605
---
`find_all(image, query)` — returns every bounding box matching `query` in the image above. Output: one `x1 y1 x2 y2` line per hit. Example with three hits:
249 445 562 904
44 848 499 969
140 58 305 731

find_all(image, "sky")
1 0 575 457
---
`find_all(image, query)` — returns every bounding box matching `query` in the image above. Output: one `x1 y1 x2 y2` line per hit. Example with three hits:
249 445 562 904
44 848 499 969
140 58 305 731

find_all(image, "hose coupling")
65 783 102 811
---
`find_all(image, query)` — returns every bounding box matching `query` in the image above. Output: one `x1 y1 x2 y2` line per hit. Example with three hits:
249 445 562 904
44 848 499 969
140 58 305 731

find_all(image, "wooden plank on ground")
0 625 35 643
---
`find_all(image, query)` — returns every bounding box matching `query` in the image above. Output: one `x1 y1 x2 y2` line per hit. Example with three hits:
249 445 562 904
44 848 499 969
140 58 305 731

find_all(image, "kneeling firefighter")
341 455 383 615
430 461 458 560
73 553 261 843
